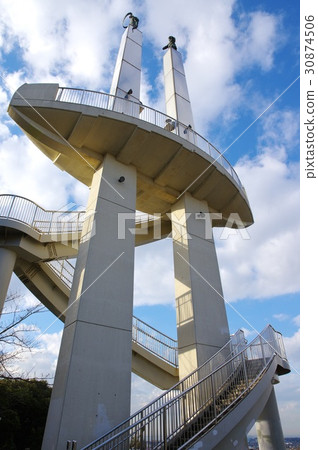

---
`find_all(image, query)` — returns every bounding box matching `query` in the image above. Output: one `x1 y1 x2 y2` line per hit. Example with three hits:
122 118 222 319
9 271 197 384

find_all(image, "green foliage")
0 378 51 450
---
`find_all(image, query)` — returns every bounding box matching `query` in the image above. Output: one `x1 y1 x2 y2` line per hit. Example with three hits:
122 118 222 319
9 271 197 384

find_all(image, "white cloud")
216 109 299 302
237 11 282 71
131 374 163 414
0 133 88 208
134 240 175 307
273 313 290 322
141 0 281 133
292 315 300 327
9 330 62 380
0 0 125 88
283 329 300 371
0 0 299 437
275 327 300 436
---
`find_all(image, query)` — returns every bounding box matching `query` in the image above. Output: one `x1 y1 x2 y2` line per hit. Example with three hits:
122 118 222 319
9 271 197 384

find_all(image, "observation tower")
3 14 290 450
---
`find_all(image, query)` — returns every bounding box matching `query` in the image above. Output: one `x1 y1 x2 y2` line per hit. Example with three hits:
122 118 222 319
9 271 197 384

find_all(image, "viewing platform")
8 83 253 228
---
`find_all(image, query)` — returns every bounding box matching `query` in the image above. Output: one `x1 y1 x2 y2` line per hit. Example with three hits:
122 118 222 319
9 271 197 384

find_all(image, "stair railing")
46 259 75 289
82 325 286 450
132 316 178 367
45 258 179 367
0 194 85 234
45 257 250 373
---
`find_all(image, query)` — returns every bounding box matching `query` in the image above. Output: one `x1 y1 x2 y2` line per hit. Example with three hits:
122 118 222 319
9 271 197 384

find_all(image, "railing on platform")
0 194 85 234
55 87 243 189
82 325 287 450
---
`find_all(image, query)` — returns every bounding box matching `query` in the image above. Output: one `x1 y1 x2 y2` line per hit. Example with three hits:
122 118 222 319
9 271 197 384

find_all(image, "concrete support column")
0 247 17 315
256 387 286 450
171 193 230 379
42 154 137 449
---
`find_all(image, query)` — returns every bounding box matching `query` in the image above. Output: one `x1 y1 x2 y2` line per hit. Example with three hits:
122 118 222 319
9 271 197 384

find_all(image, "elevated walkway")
0 194 177 389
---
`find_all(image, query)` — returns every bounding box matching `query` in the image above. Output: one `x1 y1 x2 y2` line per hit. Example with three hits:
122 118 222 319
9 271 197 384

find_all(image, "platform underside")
8 85 253 228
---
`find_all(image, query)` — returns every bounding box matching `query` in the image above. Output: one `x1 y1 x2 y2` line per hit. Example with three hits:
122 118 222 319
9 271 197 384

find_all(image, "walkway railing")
46 259 75 289
46 258 179 367
132 316 178 367
0 194 85 234
82 325 287 450
0 194 176 367
55 87 243 189
45 258 248 371
0 194 161 237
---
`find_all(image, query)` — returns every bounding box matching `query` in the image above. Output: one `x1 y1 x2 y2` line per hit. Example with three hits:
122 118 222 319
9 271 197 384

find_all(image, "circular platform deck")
8 83 253 227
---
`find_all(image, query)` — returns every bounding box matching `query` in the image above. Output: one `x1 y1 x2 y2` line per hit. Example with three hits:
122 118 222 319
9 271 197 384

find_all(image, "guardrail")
132 316 178 367
45 261 249 373
0 194 85 234
46 259 75 289
46 258 179 367
82 325 287 450
55 87 243 189
0 194 162 237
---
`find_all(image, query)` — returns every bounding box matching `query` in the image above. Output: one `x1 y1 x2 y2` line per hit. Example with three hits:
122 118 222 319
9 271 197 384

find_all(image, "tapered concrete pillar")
256 387 286 450
163 45 194 130
0 247 17 315
110 23 142 108
42 154 137 449
171 193 230 379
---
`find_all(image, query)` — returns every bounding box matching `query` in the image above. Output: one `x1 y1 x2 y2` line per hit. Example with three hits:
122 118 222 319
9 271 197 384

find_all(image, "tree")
0 377 51 449
0 293 51 449
0 292 45 378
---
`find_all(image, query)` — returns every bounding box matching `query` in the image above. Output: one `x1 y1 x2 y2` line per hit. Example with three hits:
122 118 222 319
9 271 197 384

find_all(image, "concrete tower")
5 14 289 450
40 20 142 449
162 39 230 379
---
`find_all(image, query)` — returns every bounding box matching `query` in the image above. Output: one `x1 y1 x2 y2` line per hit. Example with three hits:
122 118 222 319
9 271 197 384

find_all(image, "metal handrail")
132 316 178 367
0 194 85 235
0 194 177 367
82 324 287 450
55 87 243 190
45 258 179 367
46 257 251 375
0 194 162 237
46 259 75 289
46 260 247 371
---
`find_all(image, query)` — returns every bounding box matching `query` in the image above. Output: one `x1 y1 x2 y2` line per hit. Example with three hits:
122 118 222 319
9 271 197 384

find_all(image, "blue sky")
0 0 300 437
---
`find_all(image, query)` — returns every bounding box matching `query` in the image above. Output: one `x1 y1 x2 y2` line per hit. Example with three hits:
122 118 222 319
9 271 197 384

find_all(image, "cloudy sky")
0 0 300 438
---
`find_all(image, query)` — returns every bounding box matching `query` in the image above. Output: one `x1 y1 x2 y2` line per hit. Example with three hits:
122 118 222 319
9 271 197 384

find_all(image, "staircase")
1 194 290 449
0 194 178 388
81 326 289 450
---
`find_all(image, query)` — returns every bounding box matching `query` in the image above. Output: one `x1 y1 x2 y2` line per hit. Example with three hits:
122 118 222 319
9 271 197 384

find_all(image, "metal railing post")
211 372 217 421
7 195 16 218
181 381 187 425
48 212 53 234
163 405 167 450
140 410 144 450
260 336 266 365
31 205 38 227
241 352 248 389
